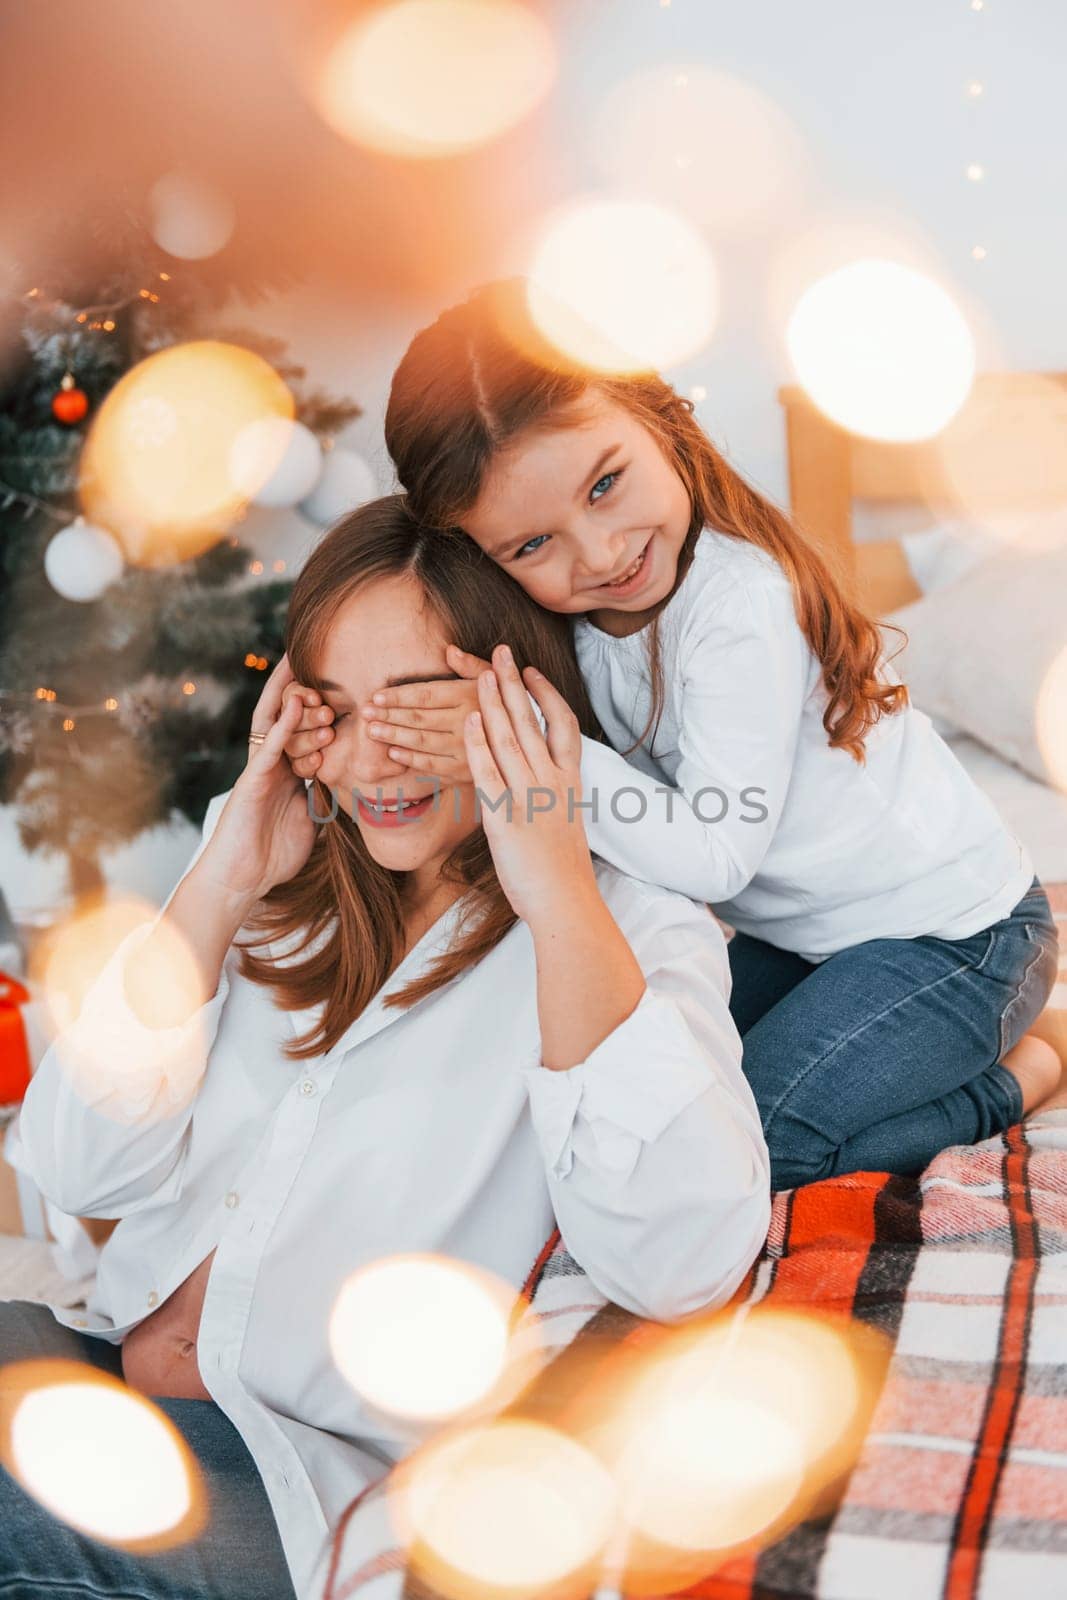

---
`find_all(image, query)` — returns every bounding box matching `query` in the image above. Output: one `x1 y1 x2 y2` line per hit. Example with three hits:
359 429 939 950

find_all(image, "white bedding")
945 732 1067 885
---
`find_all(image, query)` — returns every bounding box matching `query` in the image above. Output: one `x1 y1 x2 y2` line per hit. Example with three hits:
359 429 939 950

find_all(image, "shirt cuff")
525 685 549 737
518 987 714 1181
62 918 231 1124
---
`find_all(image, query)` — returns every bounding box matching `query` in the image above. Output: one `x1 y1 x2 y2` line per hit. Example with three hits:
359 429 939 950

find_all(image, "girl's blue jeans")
726 874 1061 1190
0 1299 296 1599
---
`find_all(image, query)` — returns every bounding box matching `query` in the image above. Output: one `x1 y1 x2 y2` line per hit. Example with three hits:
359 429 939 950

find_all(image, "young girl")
5 497 769 1599
285 278 1062 1190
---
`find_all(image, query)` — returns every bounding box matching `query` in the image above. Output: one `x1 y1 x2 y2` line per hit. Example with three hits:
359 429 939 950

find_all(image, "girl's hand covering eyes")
462 645 596 929
279 644 558 794
355 644 492 786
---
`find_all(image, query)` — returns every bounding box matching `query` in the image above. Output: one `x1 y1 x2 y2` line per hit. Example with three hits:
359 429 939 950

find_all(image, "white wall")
247 0 1067 523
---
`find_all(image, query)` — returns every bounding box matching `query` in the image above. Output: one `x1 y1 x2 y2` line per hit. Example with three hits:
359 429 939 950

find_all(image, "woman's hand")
197 654 318 911
280 678 339 781
464 644 600 930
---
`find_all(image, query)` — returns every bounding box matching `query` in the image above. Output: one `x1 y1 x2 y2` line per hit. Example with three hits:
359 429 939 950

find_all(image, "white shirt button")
146 1291 159 1307
299 1079 316 1096
225 1190 239 1208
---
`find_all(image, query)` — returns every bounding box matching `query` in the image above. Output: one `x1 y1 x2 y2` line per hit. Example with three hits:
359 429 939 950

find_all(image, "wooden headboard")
777 372 1067 615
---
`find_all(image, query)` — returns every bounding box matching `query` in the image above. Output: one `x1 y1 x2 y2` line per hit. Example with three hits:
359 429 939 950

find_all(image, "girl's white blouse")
573 530 1034 962
6 790 770 1599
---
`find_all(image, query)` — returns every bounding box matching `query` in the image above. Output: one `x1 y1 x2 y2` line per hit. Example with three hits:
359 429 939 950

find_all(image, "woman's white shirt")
6 790 770 1599
573 530 1034 962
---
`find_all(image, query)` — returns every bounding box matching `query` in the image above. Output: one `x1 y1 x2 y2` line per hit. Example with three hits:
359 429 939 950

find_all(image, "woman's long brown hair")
236 493 604 1061
385 276 908 764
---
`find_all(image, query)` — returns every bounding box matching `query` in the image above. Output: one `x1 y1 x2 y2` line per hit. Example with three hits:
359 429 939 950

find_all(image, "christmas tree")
0 200 363 903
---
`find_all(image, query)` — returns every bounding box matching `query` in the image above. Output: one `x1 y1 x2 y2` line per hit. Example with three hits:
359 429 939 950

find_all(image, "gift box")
0 973 31 1106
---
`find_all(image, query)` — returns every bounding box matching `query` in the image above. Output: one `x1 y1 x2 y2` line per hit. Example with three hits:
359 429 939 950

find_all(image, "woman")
3 496 771 1600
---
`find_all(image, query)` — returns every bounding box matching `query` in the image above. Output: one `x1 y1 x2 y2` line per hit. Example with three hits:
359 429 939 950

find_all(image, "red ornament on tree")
52 371 89 425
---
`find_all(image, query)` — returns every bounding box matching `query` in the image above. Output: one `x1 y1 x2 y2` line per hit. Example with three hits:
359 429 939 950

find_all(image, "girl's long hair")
237 493 604 1061
385 276 908 764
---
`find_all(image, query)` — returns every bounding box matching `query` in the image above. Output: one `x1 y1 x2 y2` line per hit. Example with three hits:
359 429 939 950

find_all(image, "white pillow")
885 546 1067 790
888 519 1002 739
899 520 1002 595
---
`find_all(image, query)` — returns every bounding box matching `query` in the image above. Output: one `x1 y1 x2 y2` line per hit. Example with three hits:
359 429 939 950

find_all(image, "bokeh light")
228 416 323 507
34 897 209 1124
314 0 555 158
786 259 976 441
590 67 809 233
148 172 235 261
1037 643 1067 793
568 1307 886 1591
79 340 294 565
617 1389 804 1550
398 1420 617 1595
329 1255 514 1422
526 198 719 373
920 376 1067 546
0 1361 203 1547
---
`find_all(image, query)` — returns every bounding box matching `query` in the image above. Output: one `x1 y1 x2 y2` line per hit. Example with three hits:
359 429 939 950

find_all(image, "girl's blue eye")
590 469 622 502
511 467 624 559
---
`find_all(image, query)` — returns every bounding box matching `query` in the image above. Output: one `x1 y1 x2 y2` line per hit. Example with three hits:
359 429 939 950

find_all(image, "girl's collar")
574 530 706 644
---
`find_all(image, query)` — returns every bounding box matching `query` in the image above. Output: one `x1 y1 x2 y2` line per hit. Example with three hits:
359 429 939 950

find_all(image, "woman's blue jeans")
0 1299 296 1599
726 875 1061 1190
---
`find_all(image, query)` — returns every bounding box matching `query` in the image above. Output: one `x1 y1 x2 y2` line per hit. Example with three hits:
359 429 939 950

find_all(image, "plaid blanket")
319 893 1067 1600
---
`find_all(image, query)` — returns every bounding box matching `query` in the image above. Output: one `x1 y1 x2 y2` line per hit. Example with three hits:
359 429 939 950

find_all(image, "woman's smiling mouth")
357 793 436 827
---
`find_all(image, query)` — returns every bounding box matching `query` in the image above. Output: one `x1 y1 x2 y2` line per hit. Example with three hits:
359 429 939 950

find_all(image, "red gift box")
0 974 32 1104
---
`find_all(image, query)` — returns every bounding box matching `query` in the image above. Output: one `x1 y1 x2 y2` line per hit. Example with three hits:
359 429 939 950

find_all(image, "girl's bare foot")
1002 1032 1062 1114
